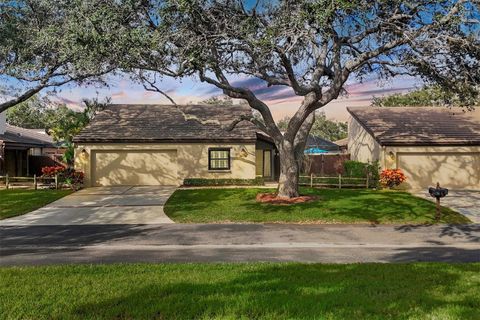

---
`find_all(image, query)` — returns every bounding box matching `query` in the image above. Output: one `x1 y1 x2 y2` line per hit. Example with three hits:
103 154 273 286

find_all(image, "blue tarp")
304 148 328 154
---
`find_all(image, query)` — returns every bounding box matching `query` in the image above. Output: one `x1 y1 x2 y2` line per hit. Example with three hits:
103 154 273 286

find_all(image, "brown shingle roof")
347 107 480 146
73 104 258 143
0 125 55 147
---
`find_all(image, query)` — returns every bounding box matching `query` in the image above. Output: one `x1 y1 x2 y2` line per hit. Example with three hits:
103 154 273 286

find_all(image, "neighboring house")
304 135 340 154
0 112 64 177
73 104 278 187
333 137 348 152
348 107 480 190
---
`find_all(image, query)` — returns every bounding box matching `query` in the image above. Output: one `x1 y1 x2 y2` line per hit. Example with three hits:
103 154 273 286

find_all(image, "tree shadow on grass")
68 263 480 320
236 189 469 224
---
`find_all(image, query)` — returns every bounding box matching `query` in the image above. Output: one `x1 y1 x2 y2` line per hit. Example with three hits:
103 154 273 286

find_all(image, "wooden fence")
0 174 59 190
299 174 374 189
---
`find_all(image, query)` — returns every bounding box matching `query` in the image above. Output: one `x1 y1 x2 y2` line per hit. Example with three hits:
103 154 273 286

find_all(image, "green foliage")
278 112 347 142
5 96 51 128
0 0 134 111
48 97 110 164
371 86 480 108
183 178 264 186
198 95 234 105
343 160 380 187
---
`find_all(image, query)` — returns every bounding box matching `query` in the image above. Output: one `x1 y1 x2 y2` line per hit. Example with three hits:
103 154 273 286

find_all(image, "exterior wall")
74 142 257 187
348 117 383 164
348 115 480 190
384 145 480 190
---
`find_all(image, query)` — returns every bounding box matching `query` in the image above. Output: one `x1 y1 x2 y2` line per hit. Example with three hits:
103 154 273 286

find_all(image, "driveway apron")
414 190 480 223
0 186 176 225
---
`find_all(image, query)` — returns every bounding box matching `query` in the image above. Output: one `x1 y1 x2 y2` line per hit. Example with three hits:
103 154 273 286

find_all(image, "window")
208 148 230 170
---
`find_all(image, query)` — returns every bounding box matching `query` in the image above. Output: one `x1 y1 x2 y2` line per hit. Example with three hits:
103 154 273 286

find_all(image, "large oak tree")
1 0 479 197
123 0 479 197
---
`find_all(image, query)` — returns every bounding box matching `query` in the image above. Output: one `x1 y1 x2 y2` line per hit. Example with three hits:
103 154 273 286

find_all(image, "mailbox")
428 186 448 199
428 183 448 220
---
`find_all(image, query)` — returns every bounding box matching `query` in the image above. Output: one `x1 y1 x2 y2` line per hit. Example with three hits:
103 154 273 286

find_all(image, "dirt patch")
256 193 318 205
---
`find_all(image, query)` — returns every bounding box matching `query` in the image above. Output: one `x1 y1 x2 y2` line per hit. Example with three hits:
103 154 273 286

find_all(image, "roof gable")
73 104 258 143
347 107 480 146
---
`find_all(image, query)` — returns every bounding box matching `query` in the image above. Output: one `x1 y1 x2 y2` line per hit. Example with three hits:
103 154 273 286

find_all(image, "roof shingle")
0 125 55 147
347 107 480 146
73 104 258 143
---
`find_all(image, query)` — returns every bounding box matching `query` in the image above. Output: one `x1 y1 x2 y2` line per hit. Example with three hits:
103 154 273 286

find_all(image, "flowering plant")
63 169 85 191
41 166 84 190
41 166 66 177
380 169 406 188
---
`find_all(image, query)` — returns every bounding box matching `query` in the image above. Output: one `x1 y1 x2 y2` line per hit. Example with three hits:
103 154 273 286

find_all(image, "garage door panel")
93 150 178 186
397 153 480 190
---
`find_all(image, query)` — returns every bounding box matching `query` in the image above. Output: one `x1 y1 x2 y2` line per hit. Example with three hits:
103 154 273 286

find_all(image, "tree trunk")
277 141 300 198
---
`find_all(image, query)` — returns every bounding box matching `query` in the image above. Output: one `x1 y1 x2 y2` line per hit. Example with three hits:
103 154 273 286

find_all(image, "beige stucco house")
347 107 480 190
74 104 278 187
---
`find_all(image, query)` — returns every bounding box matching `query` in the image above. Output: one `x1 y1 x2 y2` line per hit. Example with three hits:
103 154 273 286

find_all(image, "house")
347 107 480 190
333 137 348 152
0 112 64 177
73 104 279 187
304 135 341 154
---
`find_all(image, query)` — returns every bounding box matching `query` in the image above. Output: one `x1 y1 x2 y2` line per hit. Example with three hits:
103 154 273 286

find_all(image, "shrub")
380 169 407 188
63 169 85 191
343 160 380 187
41 166 84 190
183 177 264 186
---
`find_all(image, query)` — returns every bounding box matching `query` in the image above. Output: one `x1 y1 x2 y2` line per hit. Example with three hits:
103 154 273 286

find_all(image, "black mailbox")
428 182 448 220
428 186 448 199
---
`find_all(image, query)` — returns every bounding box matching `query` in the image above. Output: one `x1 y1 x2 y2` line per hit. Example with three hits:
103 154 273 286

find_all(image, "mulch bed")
256 193 318 205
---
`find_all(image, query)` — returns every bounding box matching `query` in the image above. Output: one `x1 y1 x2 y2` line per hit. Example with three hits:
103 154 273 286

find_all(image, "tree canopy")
372 85 480 107
0 0 142 112
277 113 347 142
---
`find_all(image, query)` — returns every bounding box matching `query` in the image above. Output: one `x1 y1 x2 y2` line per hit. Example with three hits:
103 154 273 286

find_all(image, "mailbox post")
428 182 448 221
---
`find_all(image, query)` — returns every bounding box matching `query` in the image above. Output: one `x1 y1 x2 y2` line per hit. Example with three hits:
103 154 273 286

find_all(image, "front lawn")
1 263 479 319
0 189 72 219
164 188 470 224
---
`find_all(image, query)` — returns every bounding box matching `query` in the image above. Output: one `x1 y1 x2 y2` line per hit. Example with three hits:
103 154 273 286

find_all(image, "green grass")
164 188 470 224
1 263 479 319
0 189 72 219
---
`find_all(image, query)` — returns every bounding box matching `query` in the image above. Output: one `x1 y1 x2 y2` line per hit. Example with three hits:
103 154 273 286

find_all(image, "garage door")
93 150 178 186
397 153 480 190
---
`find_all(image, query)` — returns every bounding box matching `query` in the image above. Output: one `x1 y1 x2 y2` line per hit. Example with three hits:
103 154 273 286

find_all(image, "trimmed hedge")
183 177 265 186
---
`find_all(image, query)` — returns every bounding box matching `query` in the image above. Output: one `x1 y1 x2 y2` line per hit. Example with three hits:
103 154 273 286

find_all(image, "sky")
49 73 422 122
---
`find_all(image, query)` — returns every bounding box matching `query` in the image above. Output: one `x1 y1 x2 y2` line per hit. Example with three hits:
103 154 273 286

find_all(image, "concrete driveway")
0 186 176 225
414 190 480 223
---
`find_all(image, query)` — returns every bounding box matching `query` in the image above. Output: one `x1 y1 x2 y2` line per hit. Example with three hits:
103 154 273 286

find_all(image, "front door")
256 149 273 180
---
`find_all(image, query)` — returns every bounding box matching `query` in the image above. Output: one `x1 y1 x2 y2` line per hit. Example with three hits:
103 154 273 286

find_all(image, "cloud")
111 91 127 99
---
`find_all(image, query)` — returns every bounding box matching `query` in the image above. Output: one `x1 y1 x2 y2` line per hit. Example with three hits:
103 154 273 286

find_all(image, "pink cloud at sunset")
48 74 421 122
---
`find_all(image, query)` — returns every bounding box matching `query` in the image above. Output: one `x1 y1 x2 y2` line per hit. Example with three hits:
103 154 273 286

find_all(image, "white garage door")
93 150 178 186
397 153 480 190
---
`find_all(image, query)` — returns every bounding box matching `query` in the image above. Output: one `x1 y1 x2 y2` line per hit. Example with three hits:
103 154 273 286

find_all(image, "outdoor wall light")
81 148 88 157
388 151 396 161
239 147 248 158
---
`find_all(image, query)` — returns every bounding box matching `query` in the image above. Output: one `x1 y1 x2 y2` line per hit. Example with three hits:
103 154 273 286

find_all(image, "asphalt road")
1 224 479 265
